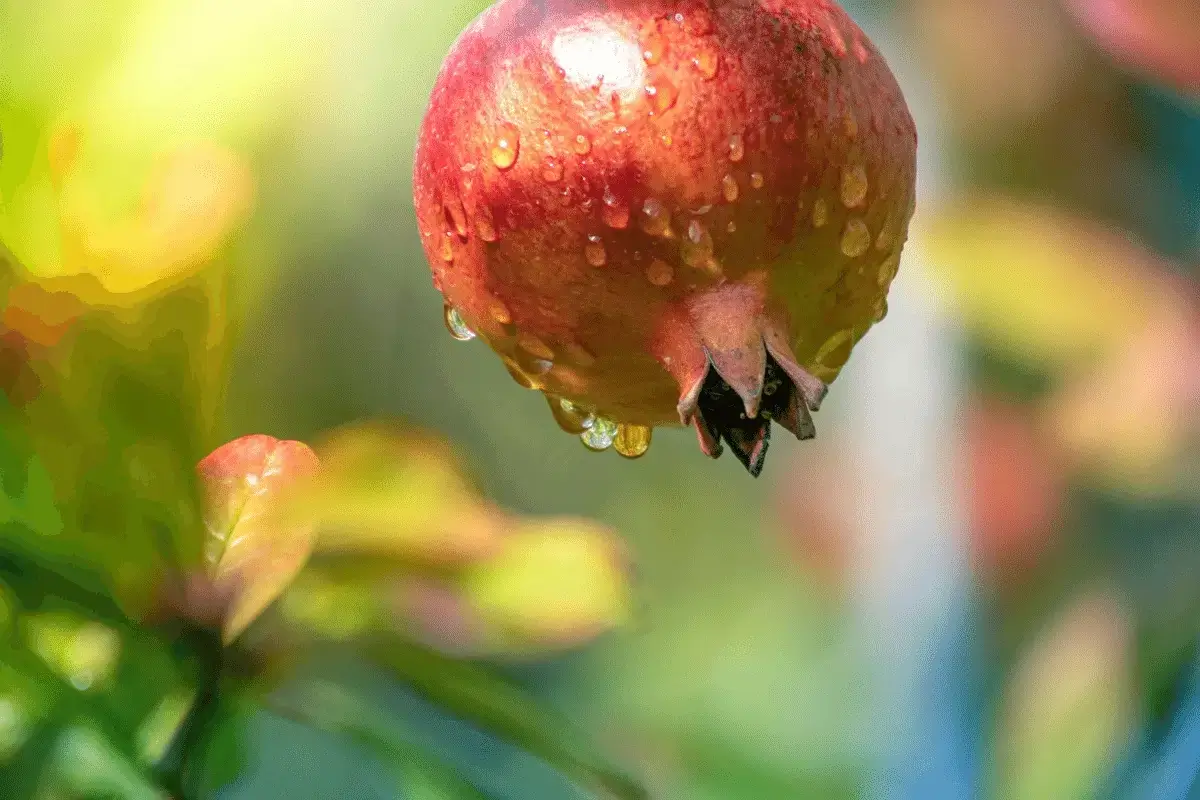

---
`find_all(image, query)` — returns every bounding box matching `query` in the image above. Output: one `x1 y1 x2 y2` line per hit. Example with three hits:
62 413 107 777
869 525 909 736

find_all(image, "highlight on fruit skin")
414 0 918 476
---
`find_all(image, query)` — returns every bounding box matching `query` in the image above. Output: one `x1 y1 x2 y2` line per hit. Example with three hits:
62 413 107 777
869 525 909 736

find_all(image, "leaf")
1044 308 1200 498
919 197 1182 368
197 433 320 643
362 641 649 800
458 518 632 655
992 589 1136 800
292 422 503 566
42 725 163 800
1064 0 1200 92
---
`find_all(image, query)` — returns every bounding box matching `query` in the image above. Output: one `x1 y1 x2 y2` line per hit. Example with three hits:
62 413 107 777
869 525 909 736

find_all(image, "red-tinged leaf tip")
197 434 320 642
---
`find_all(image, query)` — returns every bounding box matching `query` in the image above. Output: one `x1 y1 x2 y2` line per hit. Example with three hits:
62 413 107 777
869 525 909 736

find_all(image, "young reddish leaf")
1064 0 1200 92
291 423 503 566
197 434 320 642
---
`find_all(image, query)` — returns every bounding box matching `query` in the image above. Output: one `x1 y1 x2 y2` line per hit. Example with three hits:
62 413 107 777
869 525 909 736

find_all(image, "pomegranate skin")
414 0 917 474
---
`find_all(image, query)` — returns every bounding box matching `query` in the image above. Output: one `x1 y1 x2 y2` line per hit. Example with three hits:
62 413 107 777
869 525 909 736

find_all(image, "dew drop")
646 258 674 286
726 220 737 233
692 47 719 79
517 331 555 361
722 173 740 202
877 253 901 287
842 113 859 140
815 329 854 369
728 133 745 163
812 198 829 228
692 204 713 215
646 79 679 116
439 233 455 262
640 197 671 236
750 172 765 189
602 189 630 229
681 219 714 268
527 358 553 375
840 165 868 208
541 156 564 182
505 362 538 390
443 196 468 238
475 206 498 242
660 132 674 147
443 305 475 341
853 38 870 64
614 424 653 459
489 298 512 324
841 218 871 258
875 223 894 252
580 416 618 451
584 234 608 266
873 297 889 322
491 123 520 170
548 395 595 434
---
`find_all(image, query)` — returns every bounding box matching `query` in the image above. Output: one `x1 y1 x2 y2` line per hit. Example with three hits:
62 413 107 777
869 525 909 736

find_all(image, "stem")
155 626 225 799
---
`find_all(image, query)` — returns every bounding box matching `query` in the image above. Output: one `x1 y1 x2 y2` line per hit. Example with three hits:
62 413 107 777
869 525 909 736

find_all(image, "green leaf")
42 725 163 800
364 641 647 800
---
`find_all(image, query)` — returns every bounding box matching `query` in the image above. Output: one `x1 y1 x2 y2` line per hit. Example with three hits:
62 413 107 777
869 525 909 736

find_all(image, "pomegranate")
414 0 917 475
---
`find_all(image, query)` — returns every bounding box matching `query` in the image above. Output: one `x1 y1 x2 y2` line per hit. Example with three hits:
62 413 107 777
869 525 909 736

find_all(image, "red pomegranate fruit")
414 0 917 476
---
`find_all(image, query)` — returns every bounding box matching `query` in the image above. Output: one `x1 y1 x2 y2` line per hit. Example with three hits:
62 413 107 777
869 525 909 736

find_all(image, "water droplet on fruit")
873 297 889 321
692 47 719 79
750 172 764 189
614 424 652 459
722 173 740 202
726 220 737 233
585 234 608 266
692 204 713 215
443 305 476 341
878 253 901 287
875 223 894 251
812 198 829 228
646 259 674 286
505 361 538 390
815 329 854 369
573 134 592 155
548 395 595 434
842 114 858 140
489 298 512 324
443 195 468 238
660 132 674 147
841 218 871 258
475 206 498 241
728 133 745 163
840 165 868 208
681 220 714 268
527 358 553 375
602 189 630 229
541 156 564 182
516 331 555 361
491 123 520 170
580 416 618 451
640 197 671 236
853 38 869 64
645 79 678 115
439 233 455 262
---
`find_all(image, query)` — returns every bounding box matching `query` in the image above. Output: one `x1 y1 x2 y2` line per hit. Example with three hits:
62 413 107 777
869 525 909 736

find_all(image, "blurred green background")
1 0 1199 798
